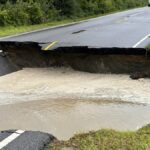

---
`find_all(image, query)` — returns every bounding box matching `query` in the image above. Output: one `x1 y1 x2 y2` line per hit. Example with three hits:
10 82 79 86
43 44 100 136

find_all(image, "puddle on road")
0 99 149 140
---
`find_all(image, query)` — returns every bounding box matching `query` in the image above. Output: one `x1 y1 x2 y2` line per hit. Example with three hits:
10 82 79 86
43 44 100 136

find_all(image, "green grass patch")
0 19 75 37
146 44 150 50
50 124 150 150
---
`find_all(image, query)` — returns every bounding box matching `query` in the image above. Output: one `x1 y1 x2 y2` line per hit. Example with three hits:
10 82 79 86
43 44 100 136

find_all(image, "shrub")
26 3 44 24
7 6 30 26
0 10 8 26
0 0 148 27
54 0 82 17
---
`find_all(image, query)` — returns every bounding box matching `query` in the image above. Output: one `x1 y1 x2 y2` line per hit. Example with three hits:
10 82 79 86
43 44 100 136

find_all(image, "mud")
130 71 150 79
0 99 149 140
0 41 150 77
0 68 150 105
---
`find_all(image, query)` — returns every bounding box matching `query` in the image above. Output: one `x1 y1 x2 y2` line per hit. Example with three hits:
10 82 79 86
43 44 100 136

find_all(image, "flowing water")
0 68 149 140
0 99 149 140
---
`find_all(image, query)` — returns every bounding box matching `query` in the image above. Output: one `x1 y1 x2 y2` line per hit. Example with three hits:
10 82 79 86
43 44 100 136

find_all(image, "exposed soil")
0 42 150 78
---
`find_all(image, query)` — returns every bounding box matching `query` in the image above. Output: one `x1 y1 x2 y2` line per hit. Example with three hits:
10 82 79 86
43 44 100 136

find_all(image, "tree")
54 0 81 17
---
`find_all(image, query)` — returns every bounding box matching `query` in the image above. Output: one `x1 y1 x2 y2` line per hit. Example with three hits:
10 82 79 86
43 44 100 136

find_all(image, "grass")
49 124 150 150
0 15 102 37
146 44 150 50
0 19 75 37
0 13 112 37
0 7 142 38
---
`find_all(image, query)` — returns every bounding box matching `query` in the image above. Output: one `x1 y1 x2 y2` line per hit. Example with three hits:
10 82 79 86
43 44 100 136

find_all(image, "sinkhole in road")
0 41 150 79
0 42 150 139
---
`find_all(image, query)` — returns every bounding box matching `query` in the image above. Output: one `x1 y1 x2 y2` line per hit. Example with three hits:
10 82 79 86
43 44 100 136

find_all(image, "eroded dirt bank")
0 42 150 76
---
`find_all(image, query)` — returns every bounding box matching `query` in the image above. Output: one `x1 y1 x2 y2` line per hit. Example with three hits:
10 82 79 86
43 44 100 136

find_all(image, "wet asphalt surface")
0 7 150 49
0 130 55 150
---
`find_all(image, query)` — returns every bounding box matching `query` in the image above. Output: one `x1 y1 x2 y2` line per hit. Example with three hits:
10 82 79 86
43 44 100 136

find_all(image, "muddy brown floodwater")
0 99 149 140
0 68 150 140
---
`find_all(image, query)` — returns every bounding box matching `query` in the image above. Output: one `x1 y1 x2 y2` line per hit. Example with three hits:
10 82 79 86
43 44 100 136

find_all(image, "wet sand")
0 99 149 140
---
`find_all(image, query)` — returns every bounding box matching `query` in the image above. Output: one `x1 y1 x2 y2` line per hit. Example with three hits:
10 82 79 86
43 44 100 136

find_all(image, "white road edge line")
132 33 150 48
0 130 25 149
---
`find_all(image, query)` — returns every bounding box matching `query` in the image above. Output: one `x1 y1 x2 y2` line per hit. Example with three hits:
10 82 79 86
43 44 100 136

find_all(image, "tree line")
0 0 147 26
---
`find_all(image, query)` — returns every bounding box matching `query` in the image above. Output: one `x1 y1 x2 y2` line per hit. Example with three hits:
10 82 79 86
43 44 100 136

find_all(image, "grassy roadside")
0 12 114 37
0 8 143 38
0 19 76 37
49 124 150 150
146 44 150 50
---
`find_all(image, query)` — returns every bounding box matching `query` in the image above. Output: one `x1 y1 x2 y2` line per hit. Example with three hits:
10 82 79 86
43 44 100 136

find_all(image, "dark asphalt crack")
72 30 86 34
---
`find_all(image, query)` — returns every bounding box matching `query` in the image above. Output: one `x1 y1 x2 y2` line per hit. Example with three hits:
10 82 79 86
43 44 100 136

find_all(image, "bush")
0 1 30 26
54 0 82 17
0 10 8 26
98 0 116 13
26 3 44 24
7 6 30 26
0 0 148 27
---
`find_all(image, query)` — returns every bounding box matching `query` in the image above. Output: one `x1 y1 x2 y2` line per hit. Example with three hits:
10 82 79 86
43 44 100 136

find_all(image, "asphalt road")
0 7 150 50
0 130 55 150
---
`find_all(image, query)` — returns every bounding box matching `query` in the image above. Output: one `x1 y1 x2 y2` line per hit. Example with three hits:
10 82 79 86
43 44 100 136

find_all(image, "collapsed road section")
0 41 150 79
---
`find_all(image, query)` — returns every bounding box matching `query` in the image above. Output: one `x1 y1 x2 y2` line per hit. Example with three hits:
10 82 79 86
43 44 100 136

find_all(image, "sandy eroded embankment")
0 67 150 105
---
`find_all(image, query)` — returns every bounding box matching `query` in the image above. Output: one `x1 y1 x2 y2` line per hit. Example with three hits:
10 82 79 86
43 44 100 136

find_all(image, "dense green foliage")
0 0 147 27
50 124 150 150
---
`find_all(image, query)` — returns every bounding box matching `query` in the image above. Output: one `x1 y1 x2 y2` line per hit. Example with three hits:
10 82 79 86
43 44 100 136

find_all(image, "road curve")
1 7 150 50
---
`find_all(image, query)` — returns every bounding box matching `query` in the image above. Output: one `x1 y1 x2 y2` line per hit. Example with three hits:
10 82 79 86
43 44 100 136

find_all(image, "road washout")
0 68 149 140
0 42 150 140
0 41 150 105
0 41 150 78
